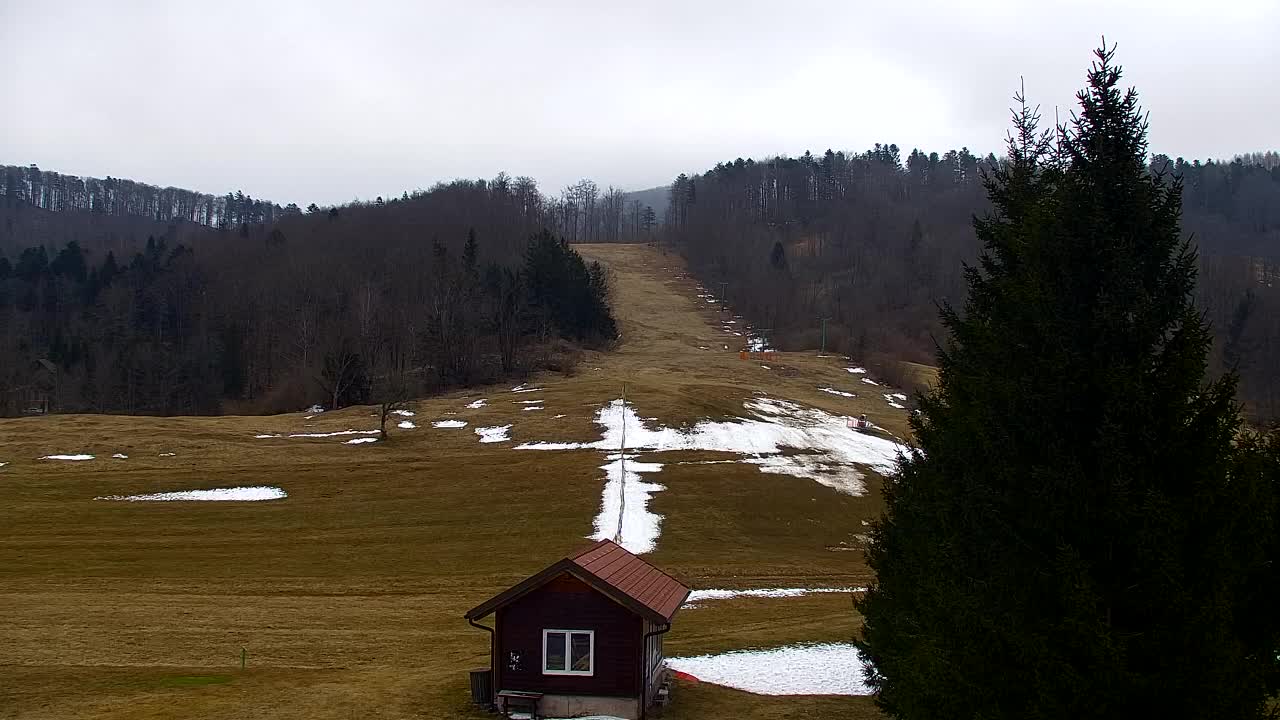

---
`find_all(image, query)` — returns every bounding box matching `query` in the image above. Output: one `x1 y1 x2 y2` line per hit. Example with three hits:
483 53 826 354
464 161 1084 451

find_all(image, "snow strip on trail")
345 437 378 445
820 387 856 398
476 425 511 443
398 420 418 429
683 587 861 607
40 454 95 461
514 397 906 553
432 420 467 428
668 643 871 696
465 399 487 409
97 486 286 502
591 454 665 554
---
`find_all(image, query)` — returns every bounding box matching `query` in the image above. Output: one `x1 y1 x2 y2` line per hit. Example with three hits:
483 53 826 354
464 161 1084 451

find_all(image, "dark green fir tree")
857 43 1280 719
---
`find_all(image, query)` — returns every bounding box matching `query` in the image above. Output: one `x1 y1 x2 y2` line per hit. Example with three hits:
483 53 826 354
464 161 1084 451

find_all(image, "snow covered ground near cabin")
668 643 872 696
515 397 906 553
683 587 860 607
40 454 95 461
96 486 287 502
431 420 466 428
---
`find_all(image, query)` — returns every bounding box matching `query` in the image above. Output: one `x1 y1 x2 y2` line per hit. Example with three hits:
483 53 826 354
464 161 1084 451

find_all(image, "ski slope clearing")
2 244 905 720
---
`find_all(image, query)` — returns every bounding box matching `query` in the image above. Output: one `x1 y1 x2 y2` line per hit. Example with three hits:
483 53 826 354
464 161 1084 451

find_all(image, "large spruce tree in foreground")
858 44 1280 718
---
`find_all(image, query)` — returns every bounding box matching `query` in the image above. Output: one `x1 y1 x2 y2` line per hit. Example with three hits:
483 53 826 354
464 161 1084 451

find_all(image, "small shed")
465 539 690 720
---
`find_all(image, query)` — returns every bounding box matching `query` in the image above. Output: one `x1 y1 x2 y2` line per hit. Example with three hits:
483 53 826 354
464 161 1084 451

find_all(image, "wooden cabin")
465 539 690 720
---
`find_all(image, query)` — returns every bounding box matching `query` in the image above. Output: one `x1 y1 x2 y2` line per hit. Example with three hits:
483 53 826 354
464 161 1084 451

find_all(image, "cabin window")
542 629 594 675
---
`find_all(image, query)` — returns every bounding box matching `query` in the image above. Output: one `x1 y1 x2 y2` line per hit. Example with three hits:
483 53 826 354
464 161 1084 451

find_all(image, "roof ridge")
577 538 689 591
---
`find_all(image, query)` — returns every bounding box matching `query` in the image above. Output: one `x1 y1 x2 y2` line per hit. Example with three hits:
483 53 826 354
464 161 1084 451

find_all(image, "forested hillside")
666 148 1280 419
0 174 616 416
1 164 300 239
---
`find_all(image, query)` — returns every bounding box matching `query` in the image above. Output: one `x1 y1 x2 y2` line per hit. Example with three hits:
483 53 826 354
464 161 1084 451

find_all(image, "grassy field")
0 243 902 719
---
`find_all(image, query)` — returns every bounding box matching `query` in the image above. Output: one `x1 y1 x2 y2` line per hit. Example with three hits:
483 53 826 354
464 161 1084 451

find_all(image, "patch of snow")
523 405 544 411
889 392 907 401
158 452 176 457
590 453 666 554
257 429 380 439
760 365 771 370
475 425 511 443
111 453 128 459
553 414 566 419
345 437 379 445
511 384 543 393
392 409 415 417
398 420 418 429
514 400 543 404
514 398 907 550
846 367 867 374
97 486 287 502
667 643 871 696
40 454 95 461
887 402 905 409
0 462 7 468
304 404 326 414
432 420 467 428
684 587 858 605
465 399 487 409
861 378 879 386
820 387 856 398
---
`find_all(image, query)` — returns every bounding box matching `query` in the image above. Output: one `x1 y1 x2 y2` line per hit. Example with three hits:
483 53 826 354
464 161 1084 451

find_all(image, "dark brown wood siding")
495 573 641 698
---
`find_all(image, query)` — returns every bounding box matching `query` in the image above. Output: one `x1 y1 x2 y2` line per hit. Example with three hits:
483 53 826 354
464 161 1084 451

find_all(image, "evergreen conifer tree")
857 43 1279 719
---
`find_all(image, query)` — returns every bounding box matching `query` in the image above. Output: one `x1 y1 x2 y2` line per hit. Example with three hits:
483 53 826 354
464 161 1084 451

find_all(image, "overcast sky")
3 0 1276 207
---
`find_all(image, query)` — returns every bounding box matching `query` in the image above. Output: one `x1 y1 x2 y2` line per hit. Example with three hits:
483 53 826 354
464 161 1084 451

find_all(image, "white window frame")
542 629 595 676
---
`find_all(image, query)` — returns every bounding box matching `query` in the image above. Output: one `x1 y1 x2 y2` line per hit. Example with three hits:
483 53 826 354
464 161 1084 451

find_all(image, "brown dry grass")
0 243 899 719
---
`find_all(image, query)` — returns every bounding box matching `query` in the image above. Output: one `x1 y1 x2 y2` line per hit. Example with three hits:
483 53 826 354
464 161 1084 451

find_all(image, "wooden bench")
496 689 543 719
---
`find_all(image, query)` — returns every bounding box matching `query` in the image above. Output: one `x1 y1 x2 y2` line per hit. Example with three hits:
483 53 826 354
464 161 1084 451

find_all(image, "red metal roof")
570 540 690 622
465 539 690 624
